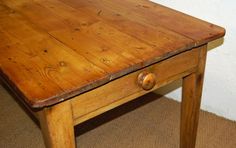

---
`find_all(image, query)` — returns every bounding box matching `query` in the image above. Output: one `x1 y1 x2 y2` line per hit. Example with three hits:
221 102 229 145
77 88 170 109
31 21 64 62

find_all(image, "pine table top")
0 0 225 108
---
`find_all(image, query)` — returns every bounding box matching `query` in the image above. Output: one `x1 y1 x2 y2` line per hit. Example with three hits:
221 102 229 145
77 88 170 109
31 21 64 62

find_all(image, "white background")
151 0 236 121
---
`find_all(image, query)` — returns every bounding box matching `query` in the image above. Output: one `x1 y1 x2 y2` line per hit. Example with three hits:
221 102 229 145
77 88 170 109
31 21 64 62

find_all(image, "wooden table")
0 0 225 147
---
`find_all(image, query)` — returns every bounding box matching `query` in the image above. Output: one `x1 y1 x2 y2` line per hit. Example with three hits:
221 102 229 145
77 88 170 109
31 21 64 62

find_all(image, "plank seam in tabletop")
58 0 225 45
111 0 226 44
0 0 194 107
57 0 197 44
1 2 146 74
2 0 195 59
1 0 197 74
0 0 225 108
0 4 108 107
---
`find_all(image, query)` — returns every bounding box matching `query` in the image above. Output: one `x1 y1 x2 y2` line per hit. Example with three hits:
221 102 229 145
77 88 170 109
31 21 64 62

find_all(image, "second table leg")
180 45 207 148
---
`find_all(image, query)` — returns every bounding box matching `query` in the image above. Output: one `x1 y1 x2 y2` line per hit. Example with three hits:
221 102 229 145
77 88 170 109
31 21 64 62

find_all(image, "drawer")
71 48 200 124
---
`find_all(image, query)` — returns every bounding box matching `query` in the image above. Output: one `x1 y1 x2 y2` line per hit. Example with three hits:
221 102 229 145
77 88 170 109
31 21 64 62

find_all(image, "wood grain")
0 0 225 107
180 45 207 148
71 48 199 124
38 100 75 148
0 1 225 148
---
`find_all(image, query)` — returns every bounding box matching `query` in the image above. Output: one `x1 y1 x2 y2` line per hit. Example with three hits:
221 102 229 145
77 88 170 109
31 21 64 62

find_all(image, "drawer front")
71 48 199 124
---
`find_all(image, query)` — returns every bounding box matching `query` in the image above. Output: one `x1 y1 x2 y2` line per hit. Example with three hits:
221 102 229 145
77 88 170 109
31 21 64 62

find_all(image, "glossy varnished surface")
0 0 225 107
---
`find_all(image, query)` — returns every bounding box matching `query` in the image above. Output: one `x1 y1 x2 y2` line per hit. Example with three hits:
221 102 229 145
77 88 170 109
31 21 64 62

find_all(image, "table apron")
71 47 200 125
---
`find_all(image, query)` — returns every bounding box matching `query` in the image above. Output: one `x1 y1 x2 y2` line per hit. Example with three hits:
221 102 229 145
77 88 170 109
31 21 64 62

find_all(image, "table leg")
38 100 76 148
180 45 207 148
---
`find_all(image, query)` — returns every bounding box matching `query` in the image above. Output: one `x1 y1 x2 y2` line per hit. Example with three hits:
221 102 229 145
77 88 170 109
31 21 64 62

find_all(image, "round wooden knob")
138 71 156 91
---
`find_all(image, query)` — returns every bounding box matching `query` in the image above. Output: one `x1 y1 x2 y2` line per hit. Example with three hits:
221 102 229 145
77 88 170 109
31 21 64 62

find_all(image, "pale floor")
0 84 236 148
